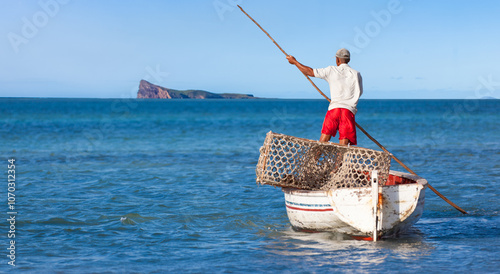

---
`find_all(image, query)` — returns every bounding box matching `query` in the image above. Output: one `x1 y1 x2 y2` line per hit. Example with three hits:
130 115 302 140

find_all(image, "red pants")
321 108 357 145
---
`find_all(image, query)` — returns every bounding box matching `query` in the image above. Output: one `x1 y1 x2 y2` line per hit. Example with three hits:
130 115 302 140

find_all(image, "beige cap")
335 48 350 59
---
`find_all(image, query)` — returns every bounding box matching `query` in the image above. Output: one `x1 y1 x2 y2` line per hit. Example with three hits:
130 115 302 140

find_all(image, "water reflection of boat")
264 226 432 267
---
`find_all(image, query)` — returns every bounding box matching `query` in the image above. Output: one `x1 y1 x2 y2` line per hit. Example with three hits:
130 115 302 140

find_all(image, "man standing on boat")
286 48 363 146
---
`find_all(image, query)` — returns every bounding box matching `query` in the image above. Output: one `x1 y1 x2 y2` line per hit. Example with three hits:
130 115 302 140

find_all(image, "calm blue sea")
0 98 498 273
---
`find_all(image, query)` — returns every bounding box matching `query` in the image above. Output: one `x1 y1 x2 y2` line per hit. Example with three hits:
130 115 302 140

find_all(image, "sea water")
0 98 498 272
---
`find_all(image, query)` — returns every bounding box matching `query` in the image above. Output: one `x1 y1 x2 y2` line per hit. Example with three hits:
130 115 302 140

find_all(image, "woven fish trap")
256 131 391 190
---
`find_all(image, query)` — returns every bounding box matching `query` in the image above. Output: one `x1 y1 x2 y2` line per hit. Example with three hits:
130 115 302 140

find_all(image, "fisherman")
286 48 363 146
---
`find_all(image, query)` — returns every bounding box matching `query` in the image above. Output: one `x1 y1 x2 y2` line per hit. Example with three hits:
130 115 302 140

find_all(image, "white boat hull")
283 170 427 239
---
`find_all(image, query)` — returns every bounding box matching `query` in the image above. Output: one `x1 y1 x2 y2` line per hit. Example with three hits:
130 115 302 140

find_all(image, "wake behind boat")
256 132 427 241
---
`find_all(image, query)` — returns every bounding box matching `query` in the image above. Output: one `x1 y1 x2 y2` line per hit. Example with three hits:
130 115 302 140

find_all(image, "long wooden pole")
238 5 467 214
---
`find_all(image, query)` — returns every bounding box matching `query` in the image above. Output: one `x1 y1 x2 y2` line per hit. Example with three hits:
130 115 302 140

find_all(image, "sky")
1 0 499 99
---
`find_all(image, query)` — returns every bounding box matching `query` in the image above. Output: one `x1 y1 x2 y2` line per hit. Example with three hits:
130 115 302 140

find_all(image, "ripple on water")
2 99 499 272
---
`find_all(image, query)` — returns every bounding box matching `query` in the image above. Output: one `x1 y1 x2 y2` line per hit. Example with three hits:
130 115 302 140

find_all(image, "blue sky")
1 0 499 99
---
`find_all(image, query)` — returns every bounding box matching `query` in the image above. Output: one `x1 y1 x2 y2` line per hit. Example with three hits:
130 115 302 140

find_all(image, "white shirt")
313 64 363 114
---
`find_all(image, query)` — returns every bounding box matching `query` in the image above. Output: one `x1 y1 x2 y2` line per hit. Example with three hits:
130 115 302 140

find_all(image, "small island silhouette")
137 80 258 99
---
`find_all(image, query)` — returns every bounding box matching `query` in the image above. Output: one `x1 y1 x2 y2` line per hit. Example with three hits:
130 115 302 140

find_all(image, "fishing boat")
240 6 465 233
256 132 427 241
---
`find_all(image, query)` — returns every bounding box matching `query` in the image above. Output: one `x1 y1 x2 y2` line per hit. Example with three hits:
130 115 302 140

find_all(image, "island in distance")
137 80 258 99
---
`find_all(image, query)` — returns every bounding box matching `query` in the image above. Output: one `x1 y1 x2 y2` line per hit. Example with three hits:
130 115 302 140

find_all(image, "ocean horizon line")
0 97 497 100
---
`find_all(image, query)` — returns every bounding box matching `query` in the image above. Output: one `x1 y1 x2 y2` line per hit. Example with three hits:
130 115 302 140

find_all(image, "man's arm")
286 55 314 77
